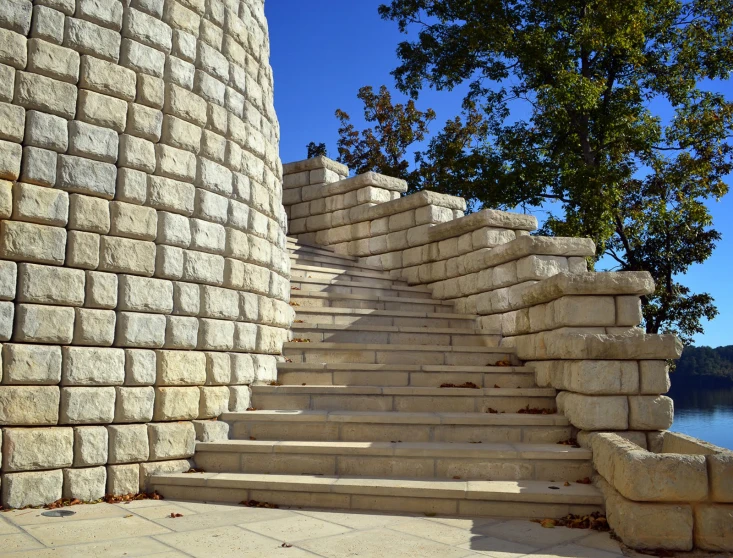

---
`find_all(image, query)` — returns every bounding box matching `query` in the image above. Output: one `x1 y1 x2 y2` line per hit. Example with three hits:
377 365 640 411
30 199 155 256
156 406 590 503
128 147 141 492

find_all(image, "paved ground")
0 498 627 557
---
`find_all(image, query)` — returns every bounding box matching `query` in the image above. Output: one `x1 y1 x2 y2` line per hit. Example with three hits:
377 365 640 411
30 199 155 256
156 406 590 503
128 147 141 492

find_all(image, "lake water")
668 382 733 450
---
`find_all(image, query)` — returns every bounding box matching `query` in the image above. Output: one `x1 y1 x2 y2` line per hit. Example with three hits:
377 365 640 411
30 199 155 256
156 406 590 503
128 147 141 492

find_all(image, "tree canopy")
331 0 733 344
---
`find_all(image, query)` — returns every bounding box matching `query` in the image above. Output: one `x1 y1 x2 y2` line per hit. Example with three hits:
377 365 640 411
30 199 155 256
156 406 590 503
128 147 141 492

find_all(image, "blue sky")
265 1 733 348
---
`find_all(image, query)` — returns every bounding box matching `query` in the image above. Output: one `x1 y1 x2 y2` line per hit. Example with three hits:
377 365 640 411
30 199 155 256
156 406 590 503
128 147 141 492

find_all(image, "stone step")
282 342 519 367
289 324 500 347
250 385 557 413
192 440 593 482
291 292 456 313
289 252 384 273
293 307 479 329
291 264 404 286
287 242 354 260
223 410 574 444
149 473 603 518
277 362 534 386
291 277 433 300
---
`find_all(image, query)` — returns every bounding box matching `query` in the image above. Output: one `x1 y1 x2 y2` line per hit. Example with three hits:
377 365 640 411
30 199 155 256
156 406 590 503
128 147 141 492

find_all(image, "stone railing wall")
0 0 292 508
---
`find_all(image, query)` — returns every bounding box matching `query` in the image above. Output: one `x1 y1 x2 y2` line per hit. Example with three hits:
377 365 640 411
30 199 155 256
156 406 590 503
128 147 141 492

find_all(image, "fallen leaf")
576 477 592 485
169 513 183 518
440 382 479 389
540 519 557 528
281 543 292 548
124 514 133 518
564 482 571 487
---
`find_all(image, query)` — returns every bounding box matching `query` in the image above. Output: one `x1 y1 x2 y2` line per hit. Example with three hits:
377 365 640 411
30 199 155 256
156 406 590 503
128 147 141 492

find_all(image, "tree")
335 85 436 191
306 142 328 159
362 0 733 343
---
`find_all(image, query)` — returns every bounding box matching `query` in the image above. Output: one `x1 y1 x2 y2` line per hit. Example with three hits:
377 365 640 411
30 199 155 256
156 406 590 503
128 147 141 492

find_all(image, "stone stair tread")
290 324 486 336
289 253 387 273
150 473 603 504
283 342 513 353
291 291 453 305
292 276 431 293
293 307 478 320
277 363 533 373
196 440 591 460
221 409 570 425
251 385 556 397
290 263 396 281
288 242 354 259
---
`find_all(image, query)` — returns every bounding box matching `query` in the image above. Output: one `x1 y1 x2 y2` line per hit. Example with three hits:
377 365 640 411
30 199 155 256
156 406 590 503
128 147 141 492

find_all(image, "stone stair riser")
291 269 401 286
276 369 536 387
290 330 500 347
296 314 478 329
283 350 518 367
292 284 434 299
292 298 455 313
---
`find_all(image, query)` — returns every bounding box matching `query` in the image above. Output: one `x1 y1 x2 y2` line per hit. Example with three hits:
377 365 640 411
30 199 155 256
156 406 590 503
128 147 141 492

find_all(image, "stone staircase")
150 238 603 518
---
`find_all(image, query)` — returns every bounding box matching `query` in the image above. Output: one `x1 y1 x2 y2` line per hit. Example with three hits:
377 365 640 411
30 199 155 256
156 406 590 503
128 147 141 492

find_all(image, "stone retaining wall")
0 0 292 507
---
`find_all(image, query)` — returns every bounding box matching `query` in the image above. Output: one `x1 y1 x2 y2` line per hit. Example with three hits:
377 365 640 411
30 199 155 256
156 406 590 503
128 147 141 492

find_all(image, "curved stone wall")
0 0 291 507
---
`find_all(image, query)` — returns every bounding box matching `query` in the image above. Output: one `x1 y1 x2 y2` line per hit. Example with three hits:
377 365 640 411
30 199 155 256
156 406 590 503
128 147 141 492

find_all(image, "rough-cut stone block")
99 236 156 276
115 312 166 348
17 263 85 306
0 102 25 143
173 282 199 316
198 385 228 418
155 244 184 279
2 343 61 384
2 470 63 509
233 321 256 352
153 386 199 420
628 395 674 430
20 146 57 187
155 350 206 386
114 386 155 423
68 194 110 234
68 120 119 163
61 346 124 386
147 175 195 215
15 303 75 343
0 64 14 103
163 315 198 348
157 211 191 247
85 270 117 309
73 426 108 467
118 275 173 313
77 89 128 133
27 38 80 83
66 230 100 270
639 361 671 395
0 0 33 35
0 180 12 220
198 318 234 351
63 466 106 501
200 285 238 320
230 353 253 385
0 28 27 71
24 110 68 152
14 71 77 119
108 423 149 463
107 463 139 495
57 154 117 199
122 7 172 53
124 349 156 385
139 459 190 491
193 419 228 442
147 421 195 460
64 17 121 62
79 54 136 101
0 300 14 339
60 386 115 424
126 103 163 142
205 351 230 385
120 37 165 77
228 385 250 412
2 427 73 471
12 181 69 226
709 453 733 503
694 504 733 552
0 139 21 180
558 392 628 431
77 0 123 31
0 386 59 425
182 249 224 284
136 73 164 109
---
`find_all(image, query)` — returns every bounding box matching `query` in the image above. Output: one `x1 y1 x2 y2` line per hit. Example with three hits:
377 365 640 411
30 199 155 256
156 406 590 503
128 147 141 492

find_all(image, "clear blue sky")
265 1 733 348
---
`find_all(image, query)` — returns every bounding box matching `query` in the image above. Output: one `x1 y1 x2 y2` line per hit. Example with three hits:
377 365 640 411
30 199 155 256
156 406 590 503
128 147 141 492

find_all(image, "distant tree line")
675 345 733 385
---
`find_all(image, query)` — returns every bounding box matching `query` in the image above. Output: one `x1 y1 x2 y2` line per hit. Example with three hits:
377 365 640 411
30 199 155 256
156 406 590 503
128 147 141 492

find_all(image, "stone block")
709 453 733 503
628 395 674 430
193 419 228 442
63 466 106 501
147 175 195 216
122 7 172 53
2 427 73 471
639 361 671 395
12 181 69 226
153 386 199 420
161 114 202 153
76 0 123 30
57 154 117 199
118 134 156 174
118 275 173 313
139 458 190 491
14 71 77 119
155 143 197 181
147 421 195 460
109 201 157 241
0 180 11 220
2 343 61 384
693 504 733 552
64 17 121 62
200 285 238 320
15 303 74 343
107 463 139 495
195 157 232 196
24 110 68 152
205 351 231 385
1 470 62 509
155 244 184 279
126 103 163 142
0 64 13 103
156 349 206 385
0 139 21 180
114 386 155 423
233 321 256 352
559 392 629 431
0 260 16 301
173 281 200 315
228 385 250 412
108 423 149 463
99 236 156 276
0 386 59 425
198 318 234 351
20 146 57 187
80 54 137 101
164 315 198 348
157 211 191 247
0 0 33 35
117 168 148 205
61 346 124 386
136 73 164 109
68 120 119 163
60 386 115 424
73 426 108 466
85 271 117 309
120 37 165 77
66 230 100 269
115 312 166 348
17 263 85 306
73 308 116 346
77 90 126 135
195 188 228 224
198 385 228 418
27 38 80 83
124 349 156 386
0 28 26 71
182 249 224 284
0 102 25 143
68 194 110 233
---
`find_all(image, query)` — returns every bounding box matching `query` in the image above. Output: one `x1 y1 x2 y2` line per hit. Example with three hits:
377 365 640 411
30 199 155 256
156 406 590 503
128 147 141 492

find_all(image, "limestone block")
64 17 121 62
153 386 199 420
139 458 190 491
205 351 231 385
107 463 139 495
233 321 256 352
628 395 674 430
693 504 733 552
193 69 224 105
196 41 227 81
0 28 26 70
0 261 16 302
147 421 195 460
1 470 63 509
118 275 173 313
165 55 195 89
157 211 191 247
252 354 278 383
172 29 196 62
201 130 226 163
639 361 671 395
72 308 115 346
57 154 117 199
196 157 232 196
0 386 59 425
63 466 106 501
182 249 224 284
124 349 156 385
164 83 207 127
122 7 172 53
76 0 122 31
27 38 80 83
193 419 228 442
85 271 117 309
155 245 184 279
108 423 149 463
163 315 197 349
114 386 155 423
68 120 119 164
200 285 238 320
120 38 165 77
68 194 110 233
20 146 57 187
198 318 234 351
616 296 643 326
155 143 196 181
195 188 228 224
0 0 33 35
1 299 15 337
162 114 202 153
124 106 160 149
559 392 629 430
61 346 124 386
73 426 108 466
256 325 286 355
228 385 250 412
147 176 194 217
136 73 164 109
709 453 733 503
24 110 68 152
238 291 258 323
2 427 73 471
108 202 157 241
118 134 156 173
2 343 61 384
156 349 206 385
15 303 74 343
0 139 21 180
0 64 13 103
173 282 200 315
198 385 228 418
115 312 166 348
0 180 11 220
15 71 79 119
99 236 156 276
12 181 69 226
35 0 75 15
66 230 100 269
17 263 84 306
0 102 25 143
80 54 136 101
77 90 127 134
190 218 225 254
60 386 116 423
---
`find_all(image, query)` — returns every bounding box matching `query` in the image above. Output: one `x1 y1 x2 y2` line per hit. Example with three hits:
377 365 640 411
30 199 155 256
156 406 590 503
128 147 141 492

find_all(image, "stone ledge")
282 156 349 177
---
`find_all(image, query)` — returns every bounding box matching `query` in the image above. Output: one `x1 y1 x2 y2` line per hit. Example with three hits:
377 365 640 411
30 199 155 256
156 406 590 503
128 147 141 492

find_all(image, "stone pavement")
0 498 626 557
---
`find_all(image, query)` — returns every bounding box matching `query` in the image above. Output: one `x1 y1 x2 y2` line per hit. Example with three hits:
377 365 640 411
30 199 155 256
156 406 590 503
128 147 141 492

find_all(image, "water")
668 382 733 450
